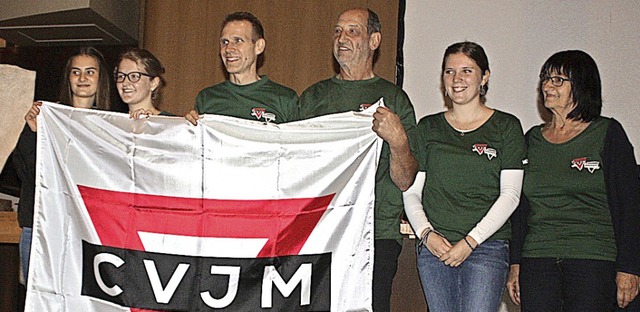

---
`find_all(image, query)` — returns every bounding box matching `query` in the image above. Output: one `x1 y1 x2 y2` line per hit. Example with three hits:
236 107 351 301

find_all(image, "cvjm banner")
28 102 383 312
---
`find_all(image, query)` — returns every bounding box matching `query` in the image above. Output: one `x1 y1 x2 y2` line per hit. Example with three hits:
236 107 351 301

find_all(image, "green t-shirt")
299 76 417 242
410 110 526 242
195 76 299 123
522 117 616 261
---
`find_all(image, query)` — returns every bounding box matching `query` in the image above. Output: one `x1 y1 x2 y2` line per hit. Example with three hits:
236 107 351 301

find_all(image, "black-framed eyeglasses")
114 71 153 83
540 75 572 87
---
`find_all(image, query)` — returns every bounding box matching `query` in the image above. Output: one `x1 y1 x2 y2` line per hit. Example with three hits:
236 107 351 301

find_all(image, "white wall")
404 0 640 162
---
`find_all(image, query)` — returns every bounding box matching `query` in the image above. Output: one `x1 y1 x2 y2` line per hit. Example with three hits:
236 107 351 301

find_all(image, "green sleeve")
392 90 417 131
298 87 317 120
195 91 204 114
283 92 300 122
501 115 526 169
412 118 429 172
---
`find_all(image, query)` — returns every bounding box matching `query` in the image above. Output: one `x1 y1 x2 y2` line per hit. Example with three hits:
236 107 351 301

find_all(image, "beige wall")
143 0 400 116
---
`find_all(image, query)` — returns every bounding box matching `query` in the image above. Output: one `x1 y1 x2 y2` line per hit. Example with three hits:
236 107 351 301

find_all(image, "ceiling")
0 1 139 46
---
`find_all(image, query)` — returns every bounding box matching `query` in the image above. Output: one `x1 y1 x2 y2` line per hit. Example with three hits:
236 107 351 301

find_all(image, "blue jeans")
416 239 509 312
19 226 33 284
520 257 617 312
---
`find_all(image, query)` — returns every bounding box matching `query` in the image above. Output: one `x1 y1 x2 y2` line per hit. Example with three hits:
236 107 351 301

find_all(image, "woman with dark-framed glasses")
114 48 172 118
507 50 640 311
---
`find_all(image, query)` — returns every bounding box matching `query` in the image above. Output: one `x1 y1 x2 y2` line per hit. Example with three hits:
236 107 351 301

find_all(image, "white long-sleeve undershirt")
403 169 524 245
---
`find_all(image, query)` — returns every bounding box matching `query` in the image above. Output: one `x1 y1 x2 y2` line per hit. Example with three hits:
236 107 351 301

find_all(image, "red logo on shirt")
359 104 372 111
571 157 600 173
251 108 266 120
472 143 497 160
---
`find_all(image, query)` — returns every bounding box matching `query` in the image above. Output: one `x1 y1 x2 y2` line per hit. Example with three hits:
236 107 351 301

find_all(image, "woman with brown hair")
15 46 111 284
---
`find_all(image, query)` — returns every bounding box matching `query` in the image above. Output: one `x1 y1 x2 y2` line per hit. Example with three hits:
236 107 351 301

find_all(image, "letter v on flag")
28 101 383 311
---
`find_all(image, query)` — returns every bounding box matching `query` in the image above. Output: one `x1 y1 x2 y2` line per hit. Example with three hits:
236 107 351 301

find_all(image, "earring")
479 85 486 96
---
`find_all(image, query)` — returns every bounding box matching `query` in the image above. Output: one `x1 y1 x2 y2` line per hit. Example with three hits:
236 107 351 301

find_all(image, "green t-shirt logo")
472 143 497 160
251 107 266 120
571 157 601 173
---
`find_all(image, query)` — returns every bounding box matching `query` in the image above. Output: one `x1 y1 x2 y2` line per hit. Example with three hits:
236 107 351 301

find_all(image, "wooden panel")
143 0 400 116
0 212 20 244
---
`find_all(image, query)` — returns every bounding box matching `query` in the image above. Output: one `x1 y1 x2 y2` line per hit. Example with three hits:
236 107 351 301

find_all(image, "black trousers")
520 257 618 312
373 239 402 312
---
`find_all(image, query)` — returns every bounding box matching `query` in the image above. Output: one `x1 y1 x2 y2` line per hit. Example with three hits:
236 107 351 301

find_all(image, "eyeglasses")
115 71 153 83
540 75 572 87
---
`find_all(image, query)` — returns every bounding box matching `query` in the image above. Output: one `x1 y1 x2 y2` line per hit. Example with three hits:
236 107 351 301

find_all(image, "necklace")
450 108 481 136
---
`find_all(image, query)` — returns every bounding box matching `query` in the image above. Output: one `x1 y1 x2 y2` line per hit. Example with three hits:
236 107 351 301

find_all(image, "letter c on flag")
93 253 125 297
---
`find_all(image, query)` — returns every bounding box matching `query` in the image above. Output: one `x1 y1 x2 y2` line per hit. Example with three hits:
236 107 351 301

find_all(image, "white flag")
27 101 382 312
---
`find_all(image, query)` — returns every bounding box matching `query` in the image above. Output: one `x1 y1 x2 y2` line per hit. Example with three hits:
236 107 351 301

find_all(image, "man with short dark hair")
299 8 418 311
186 12 298 124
